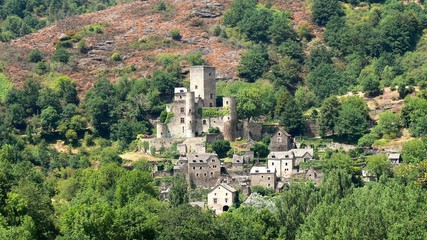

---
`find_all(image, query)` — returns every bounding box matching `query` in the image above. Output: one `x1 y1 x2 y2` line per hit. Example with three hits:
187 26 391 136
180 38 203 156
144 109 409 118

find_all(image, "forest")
0 0 427 239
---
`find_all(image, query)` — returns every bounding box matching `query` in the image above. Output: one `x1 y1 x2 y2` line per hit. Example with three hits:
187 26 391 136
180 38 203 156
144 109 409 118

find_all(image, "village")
138 66 402 214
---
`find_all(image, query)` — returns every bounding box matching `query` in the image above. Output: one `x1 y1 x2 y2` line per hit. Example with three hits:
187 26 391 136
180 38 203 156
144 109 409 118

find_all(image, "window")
195 85 198 89
268 184 271 187
200 167 202 169
180 107 184 113
211 172 213 176
226 193 228 196
212 159 215 162
268 177 270 180
182 126 184 133
203 120 207 125
210 93 213 99
272 162 274 166
213 198 217 203
204 173 207 176
226 101 229 105
196 173 199 177
285 162 288 166
209 72 212 76
278 132 281 136
277 137 282 143
209 103 213 107
225 198 228 203
261 175 264 178
179 96 182 99
193 167 195 170
180 118 185 123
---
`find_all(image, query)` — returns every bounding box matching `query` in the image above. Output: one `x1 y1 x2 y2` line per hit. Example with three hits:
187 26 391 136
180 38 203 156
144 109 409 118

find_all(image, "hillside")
0 0 319 93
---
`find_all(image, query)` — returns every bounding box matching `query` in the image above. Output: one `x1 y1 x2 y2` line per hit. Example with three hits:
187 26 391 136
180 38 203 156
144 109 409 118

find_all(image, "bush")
111 52 121 61
28 49 43 63
52 47 70 63
170 29 182 41
213 25 221 36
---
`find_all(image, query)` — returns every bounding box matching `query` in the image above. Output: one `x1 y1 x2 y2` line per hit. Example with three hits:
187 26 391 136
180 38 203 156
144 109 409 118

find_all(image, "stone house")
362 168 377 182
207 183 237 214
388 153 401 165
178 153 221 188
269 128 294 151
267 149 314 179
306 168 323 185
250 166 276 189
231 151 254 171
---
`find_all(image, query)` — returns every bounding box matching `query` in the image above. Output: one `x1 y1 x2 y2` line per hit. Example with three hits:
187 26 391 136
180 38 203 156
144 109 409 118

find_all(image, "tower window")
180 107 184 113
203 120 207 125
180 118 185 123
195 85 198 89
210 93 213 99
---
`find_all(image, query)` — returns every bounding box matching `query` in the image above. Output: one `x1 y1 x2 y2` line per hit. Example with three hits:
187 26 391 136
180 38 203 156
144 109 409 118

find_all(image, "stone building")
156 66 238 142
250 166 276 189
178 153 221 188
207 183 237 214
269 128 294 151
267 149 314 179
388 153 401 165
231 151 254 171
306 167 323 185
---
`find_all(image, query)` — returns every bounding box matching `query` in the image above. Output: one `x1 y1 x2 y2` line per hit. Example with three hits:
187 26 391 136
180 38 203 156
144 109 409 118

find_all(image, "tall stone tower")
185 91 196 138
222 96 237 141
190 66 216 107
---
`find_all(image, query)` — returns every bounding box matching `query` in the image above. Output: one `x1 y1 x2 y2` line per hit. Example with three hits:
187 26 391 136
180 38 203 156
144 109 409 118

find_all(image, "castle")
156 66 238 142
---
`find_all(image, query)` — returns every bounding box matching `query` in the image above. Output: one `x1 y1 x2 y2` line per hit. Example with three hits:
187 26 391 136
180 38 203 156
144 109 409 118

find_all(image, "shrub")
111 52 121 61
186 51 205 66
28 49 43 63
213 25 221 36
52 47 70 63
170 29 182 41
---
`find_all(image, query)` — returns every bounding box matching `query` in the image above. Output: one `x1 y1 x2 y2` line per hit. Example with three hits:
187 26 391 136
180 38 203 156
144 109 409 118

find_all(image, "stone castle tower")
156 66 237 141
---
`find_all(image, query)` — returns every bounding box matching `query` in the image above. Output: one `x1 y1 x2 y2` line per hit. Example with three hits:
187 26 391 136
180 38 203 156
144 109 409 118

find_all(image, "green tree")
275 91 305 135
401 139 427 164
250 142 269 158
365 154 392 180
169 174 189 207
307 64 343 100
268 11 296 45
311 0 342 26
318 96 341 136
40 106 59 132
238 7 273 43
223 0 258 27
376 111 400 139
335 96 369 141
28 49 43 63
238 44 269 82
210 140 231 159
360 73 381 97
236 86 263 120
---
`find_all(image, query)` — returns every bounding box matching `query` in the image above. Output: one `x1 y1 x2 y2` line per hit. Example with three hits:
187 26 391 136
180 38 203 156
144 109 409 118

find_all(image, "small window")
195 85 198 89
213 198 217 203
180 96 182 99
261 175 264 178
204 173 207 176
180 107 184 113
268 177 270 180
203 120 207 125
226 193 228 196
200 167 202 169
272 162 274 166
211 172 213 176
196 173 199 177
268 184 271 187
180 118 185 123
209 103 213 107
277 137 282 143
285 162 288 166
278 132 281 136
210 93 213 99
255 170 259 173
225 198 228 203
209 72 212 76
226 101 229 105
193 167 195 170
